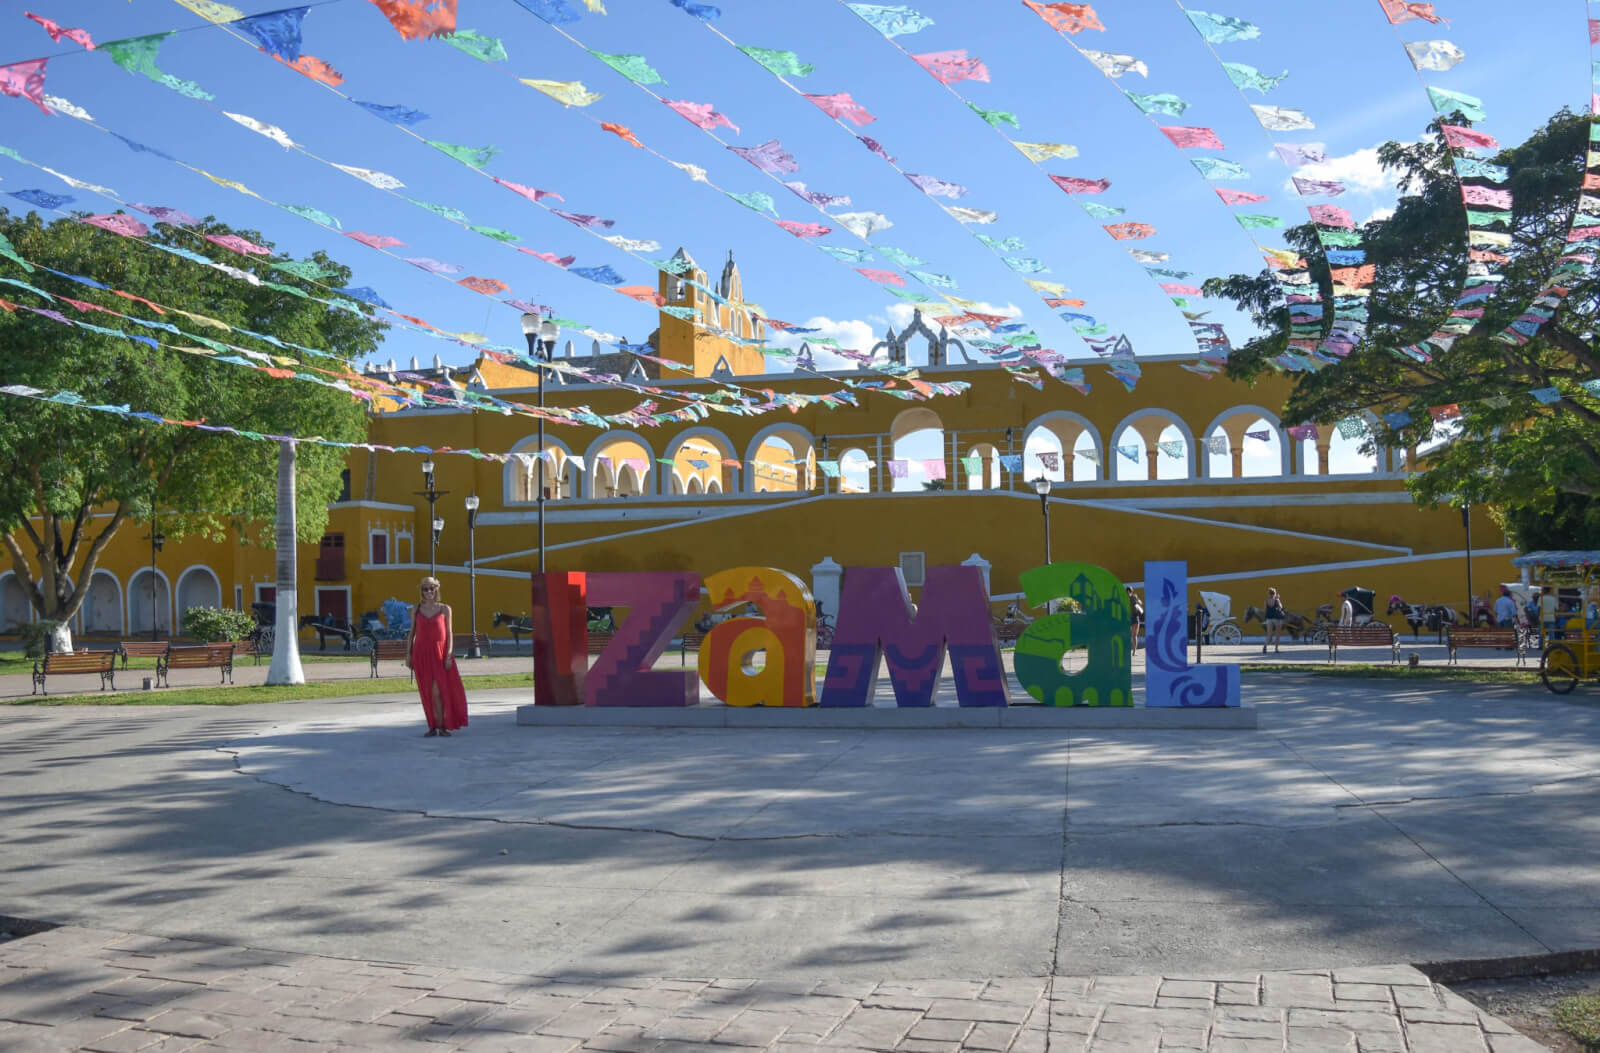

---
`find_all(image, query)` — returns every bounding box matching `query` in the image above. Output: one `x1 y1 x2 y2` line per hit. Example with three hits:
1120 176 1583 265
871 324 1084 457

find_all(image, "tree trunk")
266 440 305 685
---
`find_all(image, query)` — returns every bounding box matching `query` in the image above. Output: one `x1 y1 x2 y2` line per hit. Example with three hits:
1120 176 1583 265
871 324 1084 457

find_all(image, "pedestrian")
1338 591 1355 627
1262 587 1286 654
1494 586 1517 628
1587 585 1600 630
1126 586 1144 650
406 576 468 737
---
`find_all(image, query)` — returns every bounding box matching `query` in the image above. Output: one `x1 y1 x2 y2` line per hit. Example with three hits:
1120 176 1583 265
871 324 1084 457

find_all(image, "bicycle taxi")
1511 551 1600 694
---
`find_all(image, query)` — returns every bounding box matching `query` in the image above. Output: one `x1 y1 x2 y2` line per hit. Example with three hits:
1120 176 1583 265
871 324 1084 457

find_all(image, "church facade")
4 249 1512 643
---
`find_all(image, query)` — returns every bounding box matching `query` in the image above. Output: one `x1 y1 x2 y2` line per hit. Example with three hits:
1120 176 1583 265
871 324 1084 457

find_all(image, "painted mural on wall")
528 561 1238 709
1014 562 1133 707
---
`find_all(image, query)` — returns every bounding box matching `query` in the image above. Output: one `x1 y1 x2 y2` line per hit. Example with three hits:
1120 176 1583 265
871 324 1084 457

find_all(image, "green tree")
1204 108 1599 543
0 209 386 650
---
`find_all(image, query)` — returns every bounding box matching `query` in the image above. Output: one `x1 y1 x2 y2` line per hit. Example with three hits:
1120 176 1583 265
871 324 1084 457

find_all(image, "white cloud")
1364 207 1396 224
763 314 876 370
764 300 1025 371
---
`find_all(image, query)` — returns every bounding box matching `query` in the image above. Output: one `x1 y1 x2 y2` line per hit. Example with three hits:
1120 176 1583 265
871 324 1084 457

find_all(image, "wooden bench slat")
33 650 116 695
1326 624 1400 665
155 644 234 687
1444 626 1527 666
115 640 169 670
370 638 410 678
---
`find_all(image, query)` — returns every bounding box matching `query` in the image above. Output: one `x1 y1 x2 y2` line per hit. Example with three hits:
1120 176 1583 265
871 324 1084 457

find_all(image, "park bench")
370 638 411 678
115 640 169 670
156 643 235 688
228 639 268 666
1445 626 1526 666
32 650 116 695
1326 624 1400 665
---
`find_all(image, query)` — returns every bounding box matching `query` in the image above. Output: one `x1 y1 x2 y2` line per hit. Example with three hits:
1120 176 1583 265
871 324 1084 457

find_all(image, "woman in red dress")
406 576 469 736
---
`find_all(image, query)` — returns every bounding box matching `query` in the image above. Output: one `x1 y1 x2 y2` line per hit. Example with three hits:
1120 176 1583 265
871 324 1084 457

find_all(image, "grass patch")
6 673 535 707
1248 663 1538 684
1555 994 1600 1049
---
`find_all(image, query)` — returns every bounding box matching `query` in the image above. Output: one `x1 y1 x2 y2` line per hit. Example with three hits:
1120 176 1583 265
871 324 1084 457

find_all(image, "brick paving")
0 927 1549 1051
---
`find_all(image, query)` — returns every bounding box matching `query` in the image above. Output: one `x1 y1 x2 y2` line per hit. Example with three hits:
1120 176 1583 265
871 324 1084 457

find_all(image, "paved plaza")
0 658 1592 1049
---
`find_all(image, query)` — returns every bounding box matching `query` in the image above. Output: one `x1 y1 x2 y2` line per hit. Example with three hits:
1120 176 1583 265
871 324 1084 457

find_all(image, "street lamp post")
416 458 448 577
1462 502 1474 624
818 435 828 494
464 494 482 658
143 523 165 641
1033 477 1053 612
521 313 561 573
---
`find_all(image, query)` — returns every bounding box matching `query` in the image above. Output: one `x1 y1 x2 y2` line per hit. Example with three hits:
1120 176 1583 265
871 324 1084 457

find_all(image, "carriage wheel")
355 635 374 655
1541 643 1580 694
257 627 275 655
1213 623 1242 645
1306 626 1329 645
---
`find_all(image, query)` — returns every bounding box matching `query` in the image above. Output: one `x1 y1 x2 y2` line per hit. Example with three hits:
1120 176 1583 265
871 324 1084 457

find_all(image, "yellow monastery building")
3 248 1513 643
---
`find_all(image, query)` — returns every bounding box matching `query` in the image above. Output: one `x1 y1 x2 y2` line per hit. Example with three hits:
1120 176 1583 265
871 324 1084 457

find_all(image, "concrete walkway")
0 670 1590 1049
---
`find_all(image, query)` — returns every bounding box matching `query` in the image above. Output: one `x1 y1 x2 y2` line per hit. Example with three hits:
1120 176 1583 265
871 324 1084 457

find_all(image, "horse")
1386 595 1458 642
1243 604 1314 641
298 613 354 651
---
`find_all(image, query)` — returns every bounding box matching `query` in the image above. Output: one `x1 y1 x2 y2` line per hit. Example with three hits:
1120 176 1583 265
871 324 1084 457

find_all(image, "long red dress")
412 608 468 731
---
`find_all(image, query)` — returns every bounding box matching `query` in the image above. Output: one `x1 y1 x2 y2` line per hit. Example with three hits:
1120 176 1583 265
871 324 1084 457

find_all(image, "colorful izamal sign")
527 561 1239 710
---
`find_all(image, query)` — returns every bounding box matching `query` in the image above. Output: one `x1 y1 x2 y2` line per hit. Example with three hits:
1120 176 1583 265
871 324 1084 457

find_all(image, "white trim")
1126 548 1519 589
126 567 173 636
313 584 354 623
1108 407 1197 482
1084 490 1420 510
0 571 35 627
328 501 415 512
1051 495 1413 554
369 527 391 565
476 499 805 565
174 564 224 621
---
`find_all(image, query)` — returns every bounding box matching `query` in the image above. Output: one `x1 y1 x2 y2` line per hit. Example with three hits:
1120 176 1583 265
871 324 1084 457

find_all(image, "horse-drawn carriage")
248 601 276 656
356 599 412 654
1196 592 1243 644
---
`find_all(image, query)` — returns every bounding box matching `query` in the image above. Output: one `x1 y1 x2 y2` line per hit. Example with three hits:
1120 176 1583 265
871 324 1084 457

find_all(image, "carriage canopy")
1199 592 1231 623
1340 587 1376 617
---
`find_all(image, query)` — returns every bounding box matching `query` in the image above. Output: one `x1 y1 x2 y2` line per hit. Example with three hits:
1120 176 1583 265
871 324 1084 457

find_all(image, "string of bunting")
831 1 1151 392
691 1 1140 391
3 6 984 409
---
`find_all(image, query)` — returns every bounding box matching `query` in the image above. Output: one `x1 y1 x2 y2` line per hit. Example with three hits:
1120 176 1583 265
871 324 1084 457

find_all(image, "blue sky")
0 0 1593 384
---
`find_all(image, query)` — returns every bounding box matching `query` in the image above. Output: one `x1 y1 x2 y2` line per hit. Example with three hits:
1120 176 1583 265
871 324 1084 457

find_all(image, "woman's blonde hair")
419 576 441 594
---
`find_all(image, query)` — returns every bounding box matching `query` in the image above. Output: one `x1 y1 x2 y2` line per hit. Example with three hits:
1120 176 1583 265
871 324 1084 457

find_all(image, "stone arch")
1199 404 1287 479
1325 412 1383 476
1025 410 1102 484
84 569 123 635
687 476 705 495
890 407 945 492
505 435 578 504
582 431 655 498
707 477 723 494
745 423 819 493
1108 408 1198 482
175 565 223 626
0 572 31 631
837 447 874 493
963 442 1003 490
127 567 172 637
664 427 738 496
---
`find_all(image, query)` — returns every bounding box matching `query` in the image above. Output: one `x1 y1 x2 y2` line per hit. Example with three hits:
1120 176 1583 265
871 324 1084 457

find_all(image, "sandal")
440 729 452 737
424 729 437 738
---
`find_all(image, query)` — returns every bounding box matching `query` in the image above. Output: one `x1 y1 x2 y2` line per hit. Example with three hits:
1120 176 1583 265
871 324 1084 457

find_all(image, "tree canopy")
0 208 387 630
1204 108 1599 547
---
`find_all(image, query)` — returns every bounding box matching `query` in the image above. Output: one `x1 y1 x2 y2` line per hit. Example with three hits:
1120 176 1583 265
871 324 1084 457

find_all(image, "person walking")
1262 587 1286 653
1338 591 1356 627
406 576 469 737
1494 586 1518 628
1127 586 1144 651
